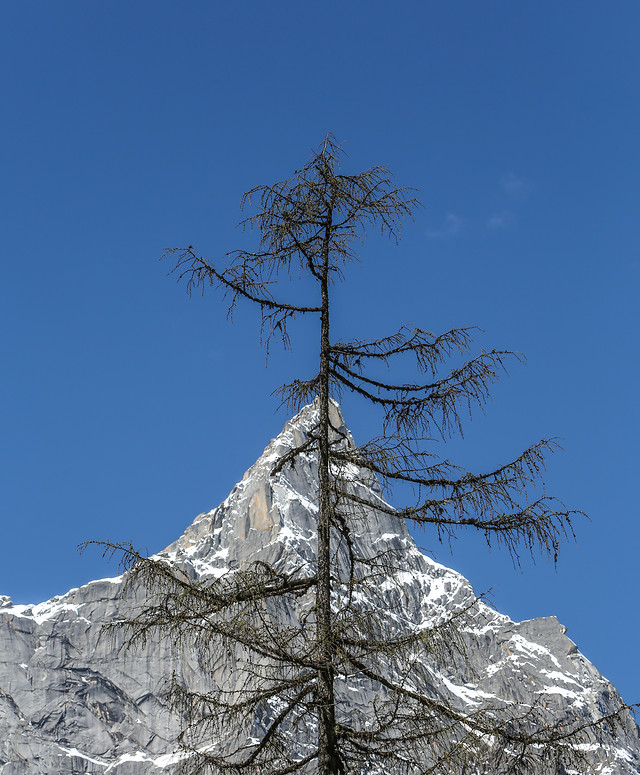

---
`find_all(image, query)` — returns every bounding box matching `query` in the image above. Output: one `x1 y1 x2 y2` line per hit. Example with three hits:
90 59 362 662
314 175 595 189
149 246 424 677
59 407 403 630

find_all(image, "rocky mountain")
0 402 638 773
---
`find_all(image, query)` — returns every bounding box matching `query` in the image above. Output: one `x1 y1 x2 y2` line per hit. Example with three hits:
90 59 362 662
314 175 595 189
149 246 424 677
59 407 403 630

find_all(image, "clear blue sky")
1 3 638 704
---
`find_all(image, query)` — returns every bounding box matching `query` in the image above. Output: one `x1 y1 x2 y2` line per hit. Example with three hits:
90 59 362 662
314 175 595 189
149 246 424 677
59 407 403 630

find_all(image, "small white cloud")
487 211 511 230
487 215 506 230
500 172 531 198
428 212 464 238
444 212 463 234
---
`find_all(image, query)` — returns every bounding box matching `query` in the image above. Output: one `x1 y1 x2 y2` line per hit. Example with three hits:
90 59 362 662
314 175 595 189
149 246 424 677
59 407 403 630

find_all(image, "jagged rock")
0 403 638 773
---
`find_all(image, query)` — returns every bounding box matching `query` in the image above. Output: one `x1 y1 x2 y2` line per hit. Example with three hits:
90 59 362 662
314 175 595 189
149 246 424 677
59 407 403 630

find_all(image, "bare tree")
98 135 634 775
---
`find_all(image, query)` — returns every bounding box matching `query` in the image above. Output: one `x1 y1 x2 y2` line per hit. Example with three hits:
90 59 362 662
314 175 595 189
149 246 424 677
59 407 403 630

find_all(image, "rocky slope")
0 402 638 773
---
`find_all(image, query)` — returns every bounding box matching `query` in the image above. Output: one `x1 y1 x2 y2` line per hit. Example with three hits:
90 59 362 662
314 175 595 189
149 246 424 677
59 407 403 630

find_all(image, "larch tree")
97 136 633 775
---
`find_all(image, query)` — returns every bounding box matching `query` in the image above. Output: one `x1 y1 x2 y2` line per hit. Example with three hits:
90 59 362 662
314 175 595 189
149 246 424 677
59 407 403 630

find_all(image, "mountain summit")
1 403 638 773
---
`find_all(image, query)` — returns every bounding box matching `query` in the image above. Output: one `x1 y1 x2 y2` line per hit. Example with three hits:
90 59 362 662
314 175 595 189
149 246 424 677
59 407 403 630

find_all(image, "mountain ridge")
0 402 637 773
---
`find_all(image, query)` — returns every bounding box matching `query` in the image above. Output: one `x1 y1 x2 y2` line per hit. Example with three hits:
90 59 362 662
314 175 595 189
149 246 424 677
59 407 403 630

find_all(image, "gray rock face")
0 402 638 773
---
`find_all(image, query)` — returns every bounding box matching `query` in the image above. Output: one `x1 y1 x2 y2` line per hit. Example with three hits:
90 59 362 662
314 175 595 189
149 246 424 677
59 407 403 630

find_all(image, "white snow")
7 599 84 625
440 674 496 706
58 745 191 771
509 633 562 669
540 685 581 700
58 747 108 768
540 668 581 686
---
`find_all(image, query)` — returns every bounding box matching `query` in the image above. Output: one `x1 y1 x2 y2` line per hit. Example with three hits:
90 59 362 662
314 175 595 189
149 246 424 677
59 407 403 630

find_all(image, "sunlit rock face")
0 403 638 773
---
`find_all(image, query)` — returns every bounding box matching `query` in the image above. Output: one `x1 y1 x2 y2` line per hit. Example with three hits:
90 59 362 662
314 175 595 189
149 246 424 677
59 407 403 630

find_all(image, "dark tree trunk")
316 217 340 775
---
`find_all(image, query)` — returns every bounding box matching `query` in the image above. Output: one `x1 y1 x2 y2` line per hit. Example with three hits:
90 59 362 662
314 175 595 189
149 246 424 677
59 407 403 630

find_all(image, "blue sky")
1 3 638 704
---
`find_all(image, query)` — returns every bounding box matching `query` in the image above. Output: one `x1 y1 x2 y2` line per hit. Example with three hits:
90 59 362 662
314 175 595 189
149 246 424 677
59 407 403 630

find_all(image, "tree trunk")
316 219 339 775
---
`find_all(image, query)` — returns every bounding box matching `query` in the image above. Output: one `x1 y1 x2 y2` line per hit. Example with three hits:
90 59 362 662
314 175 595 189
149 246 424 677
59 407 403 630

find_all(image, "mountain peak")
0 403 638 773
160 399 410 580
